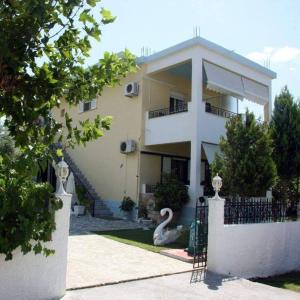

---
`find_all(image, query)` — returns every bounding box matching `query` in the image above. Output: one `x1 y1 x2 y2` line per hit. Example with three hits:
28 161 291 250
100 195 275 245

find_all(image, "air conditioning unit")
124 82 139 97
120 140 137 154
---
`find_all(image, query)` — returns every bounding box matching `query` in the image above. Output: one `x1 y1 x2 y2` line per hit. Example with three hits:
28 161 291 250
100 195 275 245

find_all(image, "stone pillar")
207 195 225 274
189 55 204 205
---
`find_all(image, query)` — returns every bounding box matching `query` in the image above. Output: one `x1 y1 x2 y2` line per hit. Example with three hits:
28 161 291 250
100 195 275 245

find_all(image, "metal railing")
205 102 237 118
148 103 188 119
143 184 156 194
224 197 298 225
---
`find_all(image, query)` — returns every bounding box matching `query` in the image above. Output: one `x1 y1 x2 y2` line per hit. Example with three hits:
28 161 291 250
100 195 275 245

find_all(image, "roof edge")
137 37 276 79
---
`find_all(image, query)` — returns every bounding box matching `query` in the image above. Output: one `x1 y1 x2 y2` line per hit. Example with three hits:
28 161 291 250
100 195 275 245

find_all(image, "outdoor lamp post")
212 173 222 198
55 158 69 195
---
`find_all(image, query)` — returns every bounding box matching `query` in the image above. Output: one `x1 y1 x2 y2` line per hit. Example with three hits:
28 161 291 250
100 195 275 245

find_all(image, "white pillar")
264 82 272 122
0 193 72 300
207 195 225 274
189 55 204 205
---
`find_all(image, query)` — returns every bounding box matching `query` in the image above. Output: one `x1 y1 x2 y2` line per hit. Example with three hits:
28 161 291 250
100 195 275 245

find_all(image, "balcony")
205 102 237 118
145 103 192 145
204 95 238 119
148 103 188 119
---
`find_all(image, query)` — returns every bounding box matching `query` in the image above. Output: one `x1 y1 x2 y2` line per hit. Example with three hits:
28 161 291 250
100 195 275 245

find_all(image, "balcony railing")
205 102 237 118
148 103 188 119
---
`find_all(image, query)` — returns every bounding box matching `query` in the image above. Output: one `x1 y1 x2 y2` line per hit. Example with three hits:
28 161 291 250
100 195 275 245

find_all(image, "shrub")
211 110 276 197
119 196 135 212
154 173 189 212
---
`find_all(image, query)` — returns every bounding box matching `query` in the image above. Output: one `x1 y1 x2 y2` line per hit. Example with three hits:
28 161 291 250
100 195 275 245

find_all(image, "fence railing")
205 102 237 119
148 103 188 119
224 197 298 225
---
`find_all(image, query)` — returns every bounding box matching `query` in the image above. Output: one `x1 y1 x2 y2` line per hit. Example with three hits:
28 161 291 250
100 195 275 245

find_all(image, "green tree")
0 0 136 260
270 86 300 203
211 110 276 197
0 123 15 157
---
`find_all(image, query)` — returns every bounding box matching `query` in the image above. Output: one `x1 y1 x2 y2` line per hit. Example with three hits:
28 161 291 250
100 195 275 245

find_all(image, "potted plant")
119 196 135 220
138 204 153 229
152 173 190 224
74 184 89 216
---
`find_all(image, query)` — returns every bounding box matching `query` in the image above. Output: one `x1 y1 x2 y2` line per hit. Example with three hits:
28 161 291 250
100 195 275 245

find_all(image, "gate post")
207 175 225 274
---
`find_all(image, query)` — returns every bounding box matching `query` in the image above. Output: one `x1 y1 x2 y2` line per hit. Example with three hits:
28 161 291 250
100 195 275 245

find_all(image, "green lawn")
253 272 300 293
95 228 189 253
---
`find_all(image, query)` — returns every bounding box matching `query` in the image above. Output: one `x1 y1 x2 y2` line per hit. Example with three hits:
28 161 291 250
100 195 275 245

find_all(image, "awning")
203 61 245 99
242 77 269 105
202 143 221 165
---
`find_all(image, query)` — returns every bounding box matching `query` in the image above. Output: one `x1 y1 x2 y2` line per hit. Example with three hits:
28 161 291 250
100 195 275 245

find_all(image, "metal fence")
193 198 209 269
224 197 298 225
148 103 188 119
205 102 237 118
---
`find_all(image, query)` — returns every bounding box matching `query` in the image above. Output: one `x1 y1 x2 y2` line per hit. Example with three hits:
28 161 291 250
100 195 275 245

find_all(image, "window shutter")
91 99 97 110
78 101 84 113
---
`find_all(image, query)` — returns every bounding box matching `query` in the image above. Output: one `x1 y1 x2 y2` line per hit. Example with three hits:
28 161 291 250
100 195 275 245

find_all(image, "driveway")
67 234 192 289
64 271 300 300
67 215 192 289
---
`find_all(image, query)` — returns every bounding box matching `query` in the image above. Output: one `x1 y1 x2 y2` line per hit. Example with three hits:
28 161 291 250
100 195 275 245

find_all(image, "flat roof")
137 37 276 79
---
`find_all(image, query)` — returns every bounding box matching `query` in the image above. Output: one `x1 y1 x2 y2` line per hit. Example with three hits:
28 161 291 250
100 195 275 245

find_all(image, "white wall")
201 113 227 145
144 103 192 145
0 193 71 300
207 198 300 279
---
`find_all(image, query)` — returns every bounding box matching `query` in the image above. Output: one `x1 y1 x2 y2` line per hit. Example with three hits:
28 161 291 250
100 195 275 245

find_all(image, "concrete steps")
63 152 113 218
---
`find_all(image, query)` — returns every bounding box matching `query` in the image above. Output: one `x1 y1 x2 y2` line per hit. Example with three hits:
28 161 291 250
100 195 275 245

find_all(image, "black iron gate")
193 197 208 268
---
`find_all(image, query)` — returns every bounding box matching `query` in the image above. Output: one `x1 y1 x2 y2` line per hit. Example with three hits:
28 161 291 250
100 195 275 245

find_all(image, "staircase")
63 152 113 218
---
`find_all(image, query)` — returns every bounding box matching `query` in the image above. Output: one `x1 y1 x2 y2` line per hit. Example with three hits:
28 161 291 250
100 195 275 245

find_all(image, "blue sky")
87 0 300 100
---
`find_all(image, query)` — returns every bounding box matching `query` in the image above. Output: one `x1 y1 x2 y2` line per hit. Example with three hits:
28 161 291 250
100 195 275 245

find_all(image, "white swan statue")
153 208 183 246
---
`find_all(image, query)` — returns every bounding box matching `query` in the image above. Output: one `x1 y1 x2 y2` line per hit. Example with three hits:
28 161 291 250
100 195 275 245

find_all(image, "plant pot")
74 205 85 216
122 211 133 221
141 218 153 229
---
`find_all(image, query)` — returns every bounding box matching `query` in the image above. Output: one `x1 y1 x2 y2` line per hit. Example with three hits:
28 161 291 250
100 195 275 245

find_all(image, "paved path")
67 234 192 289
69 215 141 236
63 271 300 300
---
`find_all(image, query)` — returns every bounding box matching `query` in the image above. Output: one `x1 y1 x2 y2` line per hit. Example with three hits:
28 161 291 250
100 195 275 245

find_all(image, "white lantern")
212 173 222 197
55 158 69 195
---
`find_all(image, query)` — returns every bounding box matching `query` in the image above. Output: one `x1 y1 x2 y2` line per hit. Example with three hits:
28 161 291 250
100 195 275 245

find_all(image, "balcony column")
264 82 272 122
189 55 205 206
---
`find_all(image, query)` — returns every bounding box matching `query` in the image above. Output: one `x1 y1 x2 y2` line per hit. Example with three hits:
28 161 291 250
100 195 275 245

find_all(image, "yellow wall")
139 154 161 187
52 71 144 203
143 72 191 112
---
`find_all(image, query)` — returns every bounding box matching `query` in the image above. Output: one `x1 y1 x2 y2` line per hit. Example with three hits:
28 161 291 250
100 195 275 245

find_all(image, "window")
78 99 97 113
83 101 91 112
169 93 185 113
162 156 189 184
171 158 189 184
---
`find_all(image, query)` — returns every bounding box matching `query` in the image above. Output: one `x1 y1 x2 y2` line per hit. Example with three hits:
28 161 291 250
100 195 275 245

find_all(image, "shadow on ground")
190 269 237 290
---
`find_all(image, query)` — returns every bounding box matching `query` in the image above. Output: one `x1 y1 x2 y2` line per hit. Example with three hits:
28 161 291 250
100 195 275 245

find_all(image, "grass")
95 228 189 253
252 272 300 293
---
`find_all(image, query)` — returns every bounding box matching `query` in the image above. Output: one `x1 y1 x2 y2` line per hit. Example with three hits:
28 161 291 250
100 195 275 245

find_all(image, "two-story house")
53 37 276 224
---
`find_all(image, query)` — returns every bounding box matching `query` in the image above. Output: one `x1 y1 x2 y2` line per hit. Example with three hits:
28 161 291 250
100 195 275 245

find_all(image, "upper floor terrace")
141 39 275 146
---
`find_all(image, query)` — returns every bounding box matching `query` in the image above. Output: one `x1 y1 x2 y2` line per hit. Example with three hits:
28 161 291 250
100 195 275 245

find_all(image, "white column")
207 196 225 274
189 54 204 205
264 82 272 122
0 193 72 300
